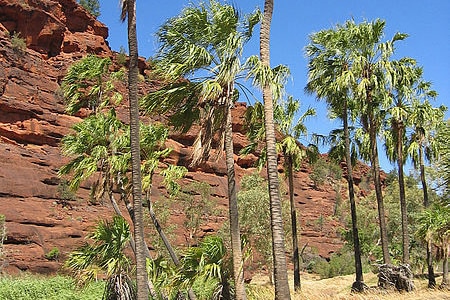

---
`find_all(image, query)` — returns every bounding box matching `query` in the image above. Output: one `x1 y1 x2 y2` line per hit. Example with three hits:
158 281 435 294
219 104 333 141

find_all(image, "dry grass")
247 272 450 300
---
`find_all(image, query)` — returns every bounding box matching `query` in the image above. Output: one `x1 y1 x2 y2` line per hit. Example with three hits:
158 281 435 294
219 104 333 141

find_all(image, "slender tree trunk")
420 146 436 288
368 114 391 264
442 247 449 288
396 123 410 264
419 147 429 207
146 197 198 300
109 192 159 298
126 1 148 298
260 1 291 298
287 155 301 291
343 101 365 292
426 239 436 288
225 103 247 300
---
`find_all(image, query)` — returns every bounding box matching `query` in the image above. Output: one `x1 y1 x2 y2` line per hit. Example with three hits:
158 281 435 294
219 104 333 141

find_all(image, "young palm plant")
65 215 136 300
141 2 260 298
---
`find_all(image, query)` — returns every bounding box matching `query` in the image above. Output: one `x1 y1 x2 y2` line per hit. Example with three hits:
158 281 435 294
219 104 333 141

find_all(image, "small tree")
78 0 100 18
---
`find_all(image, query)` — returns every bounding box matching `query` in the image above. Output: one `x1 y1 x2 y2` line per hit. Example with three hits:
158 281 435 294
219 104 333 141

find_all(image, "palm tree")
383 60 424 265
408 99 442 289
308 19 409 266
417 203 450 288
243 97 315 291
408 100 445 208
176 235 233 299
120 0 148 298
251 0 291 299
276 97 315 291
258 0 291 298
66 215 136 300
141 2 260 298
306 25 367 290
61 55 124 115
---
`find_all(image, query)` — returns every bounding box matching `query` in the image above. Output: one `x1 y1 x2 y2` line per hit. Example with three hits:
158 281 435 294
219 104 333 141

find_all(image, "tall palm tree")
259 0 291 298
243 97 315 291
308 19 409 266
408 100 445 289
275 97 315 291
306 26 367 290
141 2 260 298
383 59 424 265
120 0 148 298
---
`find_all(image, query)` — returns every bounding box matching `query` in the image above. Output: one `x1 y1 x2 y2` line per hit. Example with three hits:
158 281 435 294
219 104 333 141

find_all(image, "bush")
0 275 104 300
44 247 60 261
10 32 26 54
312 251 359 279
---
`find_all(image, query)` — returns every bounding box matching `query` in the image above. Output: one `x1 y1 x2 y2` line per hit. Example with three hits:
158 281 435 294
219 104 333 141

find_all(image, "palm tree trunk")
126 0 148 298
260 1 291 298
343 100 365 291
145 196 198 300
420 146 435 288
368 114 391 265
426 239 436 288
109 192 159 298
287 155 301 291
419 147 429 207
442 246 449 288
225 104 247 300
396 123 410 264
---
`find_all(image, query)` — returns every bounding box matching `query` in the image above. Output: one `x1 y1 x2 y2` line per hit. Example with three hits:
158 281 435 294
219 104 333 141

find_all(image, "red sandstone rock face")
0 0 110 58
0 0 362 275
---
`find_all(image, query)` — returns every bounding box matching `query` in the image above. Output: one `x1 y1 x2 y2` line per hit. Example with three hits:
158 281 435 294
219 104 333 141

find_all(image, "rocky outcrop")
0 0 365 275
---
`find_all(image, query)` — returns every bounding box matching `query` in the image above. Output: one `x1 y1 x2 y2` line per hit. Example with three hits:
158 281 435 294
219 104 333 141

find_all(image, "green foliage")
0 275 104 300
61 55 124 115
237 173 290 273
78 0 100 18
10 32 26 54
117 46 127 66
175 235 232 299
311 252 361 279
65 215 135 300
177 181 215 244
342 174 434 269
57 180 77 202
309 157 342 189
45 247 60 261
0 214 5 261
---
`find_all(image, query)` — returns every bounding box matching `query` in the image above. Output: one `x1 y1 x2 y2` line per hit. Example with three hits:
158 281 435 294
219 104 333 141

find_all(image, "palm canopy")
61 55 124 115
141 0 260 145
407 99 446 168
65 215 133 284
242 96 316 170
59 109 179 199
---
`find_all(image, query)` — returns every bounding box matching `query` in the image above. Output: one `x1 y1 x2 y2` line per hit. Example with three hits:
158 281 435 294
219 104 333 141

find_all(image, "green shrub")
312 251 358 279
309 158 342 189
44 247 60 261
10 32 26 53
117 46 127 66
0 275 103 300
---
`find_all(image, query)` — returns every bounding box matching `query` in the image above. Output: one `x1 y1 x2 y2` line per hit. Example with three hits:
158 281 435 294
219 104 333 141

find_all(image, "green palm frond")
61 55 122 115
65 215 132 286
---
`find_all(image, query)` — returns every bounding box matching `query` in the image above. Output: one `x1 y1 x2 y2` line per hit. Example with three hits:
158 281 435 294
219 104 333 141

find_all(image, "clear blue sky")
98 0 450 172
